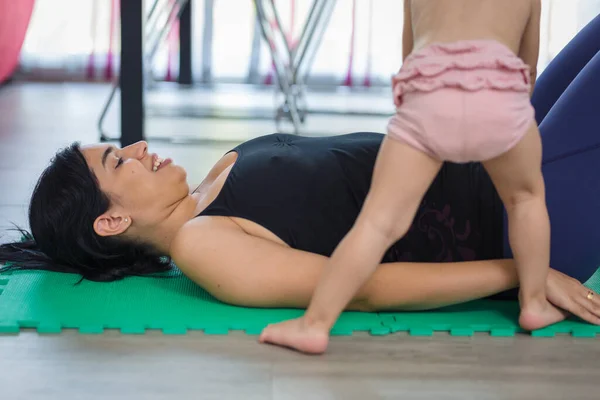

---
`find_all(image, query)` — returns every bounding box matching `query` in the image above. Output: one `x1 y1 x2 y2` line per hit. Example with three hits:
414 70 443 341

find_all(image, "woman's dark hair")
0 143 171 282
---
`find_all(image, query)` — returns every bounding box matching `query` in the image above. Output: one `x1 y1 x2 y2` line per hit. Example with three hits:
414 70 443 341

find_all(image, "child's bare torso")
410 0 534 55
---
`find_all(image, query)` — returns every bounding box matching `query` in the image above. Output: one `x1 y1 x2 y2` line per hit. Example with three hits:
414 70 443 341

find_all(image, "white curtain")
17 0 600 86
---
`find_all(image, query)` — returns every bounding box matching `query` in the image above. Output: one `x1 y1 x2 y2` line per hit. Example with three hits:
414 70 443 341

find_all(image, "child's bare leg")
483 123 563 330
259 137 442 353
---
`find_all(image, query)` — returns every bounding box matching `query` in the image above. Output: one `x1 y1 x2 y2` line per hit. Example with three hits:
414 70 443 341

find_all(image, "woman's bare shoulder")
170 216 238 258
167 214 326 308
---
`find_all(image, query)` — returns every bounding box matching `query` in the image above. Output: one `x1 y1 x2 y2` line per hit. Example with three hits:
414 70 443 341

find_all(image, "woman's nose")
136 141 148 159
123 141 148 159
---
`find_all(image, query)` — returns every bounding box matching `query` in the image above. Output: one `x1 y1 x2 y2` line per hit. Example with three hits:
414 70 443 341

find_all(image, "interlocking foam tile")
379 268 600 338
0 266 599 337
379 300 600 337
0 269 384 335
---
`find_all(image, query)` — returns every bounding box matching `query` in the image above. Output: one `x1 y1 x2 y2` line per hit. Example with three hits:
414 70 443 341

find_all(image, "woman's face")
81 141 189 235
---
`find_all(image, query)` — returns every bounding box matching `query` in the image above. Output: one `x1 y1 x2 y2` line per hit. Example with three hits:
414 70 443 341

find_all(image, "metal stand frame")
253 0 336 134
98 0 190 145
101 0 346 144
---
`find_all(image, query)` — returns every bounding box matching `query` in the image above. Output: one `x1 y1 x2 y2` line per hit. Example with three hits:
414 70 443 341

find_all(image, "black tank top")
198 133 503 263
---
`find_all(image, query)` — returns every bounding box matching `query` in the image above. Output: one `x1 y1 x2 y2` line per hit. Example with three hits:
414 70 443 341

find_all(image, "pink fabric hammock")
0 0 35 84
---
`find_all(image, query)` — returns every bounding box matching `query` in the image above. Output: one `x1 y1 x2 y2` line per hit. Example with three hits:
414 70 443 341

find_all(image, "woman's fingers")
574 303 600 325
545 270 600 325
581 288 600 318
573 293 600 325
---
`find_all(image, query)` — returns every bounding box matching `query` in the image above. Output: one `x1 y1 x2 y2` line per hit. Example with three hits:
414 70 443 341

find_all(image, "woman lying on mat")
1 14 600 327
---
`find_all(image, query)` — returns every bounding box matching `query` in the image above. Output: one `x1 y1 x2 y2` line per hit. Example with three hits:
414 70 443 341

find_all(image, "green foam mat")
0 267 599 337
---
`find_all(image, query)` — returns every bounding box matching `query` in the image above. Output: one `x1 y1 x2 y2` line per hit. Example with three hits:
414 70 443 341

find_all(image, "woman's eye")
115 157 124 169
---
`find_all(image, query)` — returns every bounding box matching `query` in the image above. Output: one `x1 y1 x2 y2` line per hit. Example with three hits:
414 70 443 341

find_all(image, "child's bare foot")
258 317 329 354
519 297 568 331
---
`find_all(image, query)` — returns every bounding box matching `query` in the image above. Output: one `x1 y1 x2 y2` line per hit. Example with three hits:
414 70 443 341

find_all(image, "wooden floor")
1 83 599 399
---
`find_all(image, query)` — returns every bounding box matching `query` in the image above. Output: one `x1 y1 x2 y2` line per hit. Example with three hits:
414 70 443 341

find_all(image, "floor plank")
0 332 598 400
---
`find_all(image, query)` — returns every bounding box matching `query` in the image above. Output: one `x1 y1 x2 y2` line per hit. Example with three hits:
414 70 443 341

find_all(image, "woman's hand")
546 268 600 325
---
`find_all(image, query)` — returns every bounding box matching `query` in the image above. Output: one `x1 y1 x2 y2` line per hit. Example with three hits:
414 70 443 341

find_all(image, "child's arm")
519 0 541 96
402 0 414 61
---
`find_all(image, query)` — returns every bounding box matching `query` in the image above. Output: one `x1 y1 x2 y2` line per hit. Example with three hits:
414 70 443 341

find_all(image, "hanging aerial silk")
0 0 35 84
104 0 119 81
363 0 373 87
288 0 296 49
343 0 356 87
264 0 296 85
86 0 99 80
165 0 181 82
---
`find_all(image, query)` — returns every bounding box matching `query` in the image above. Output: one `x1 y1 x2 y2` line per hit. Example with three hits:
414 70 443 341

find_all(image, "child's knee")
503 180 546 210
361 211 414 246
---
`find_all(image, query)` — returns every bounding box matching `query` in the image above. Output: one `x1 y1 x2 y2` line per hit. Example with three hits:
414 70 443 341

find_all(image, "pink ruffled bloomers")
387 40 535 163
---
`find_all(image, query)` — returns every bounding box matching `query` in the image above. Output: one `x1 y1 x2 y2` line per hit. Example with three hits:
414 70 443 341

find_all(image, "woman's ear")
94 214 131 237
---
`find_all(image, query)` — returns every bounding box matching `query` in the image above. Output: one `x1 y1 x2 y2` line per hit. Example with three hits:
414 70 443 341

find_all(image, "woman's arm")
171 217 518 311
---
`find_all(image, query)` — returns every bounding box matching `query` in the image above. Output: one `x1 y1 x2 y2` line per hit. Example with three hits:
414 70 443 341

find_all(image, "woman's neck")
139 192 202 255
147 153 238 254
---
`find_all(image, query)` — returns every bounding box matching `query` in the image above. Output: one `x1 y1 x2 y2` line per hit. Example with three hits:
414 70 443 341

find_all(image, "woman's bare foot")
519 297 568 331
258 317 330 354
